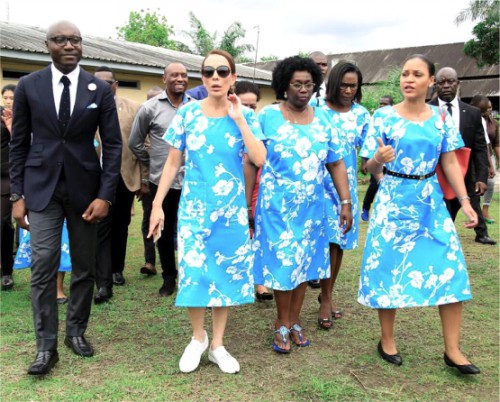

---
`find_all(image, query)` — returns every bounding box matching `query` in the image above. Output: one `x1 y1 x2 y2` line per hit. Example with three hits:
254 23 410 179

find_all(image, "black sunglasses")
201 66 231 79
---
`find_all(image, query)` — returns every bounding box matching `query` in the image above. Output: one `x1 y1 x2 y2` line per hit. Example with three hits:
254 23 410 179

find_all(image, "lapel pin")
88 83 97 91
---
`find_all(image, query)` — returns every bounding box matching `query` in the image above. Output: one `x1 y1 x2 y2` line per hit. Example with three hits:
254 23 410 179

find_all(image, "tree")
361 67 402 114
455 0 499 67
116 9 177 50
180 12 254 62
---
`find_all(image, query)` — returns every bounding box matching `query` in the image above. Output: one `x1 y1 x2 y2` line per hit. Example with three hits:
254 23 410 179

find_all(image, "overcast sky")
1 0 476 59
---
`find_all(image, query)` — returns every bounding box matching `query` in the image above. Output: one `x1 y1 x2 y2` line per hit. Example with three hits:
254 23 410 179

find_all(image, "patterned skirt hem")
175 300 255 308
357 294 473 309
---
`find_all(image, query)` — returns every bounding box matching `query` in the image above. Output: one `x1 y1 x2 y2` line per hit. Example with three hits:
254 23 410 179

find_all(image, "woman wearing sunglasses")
149 50 266 374
249 56 352 353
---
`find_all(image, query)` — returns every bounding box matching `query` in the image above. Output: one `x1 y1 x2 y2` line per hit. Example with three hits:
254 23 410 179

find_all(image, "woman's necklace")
284 102 309 124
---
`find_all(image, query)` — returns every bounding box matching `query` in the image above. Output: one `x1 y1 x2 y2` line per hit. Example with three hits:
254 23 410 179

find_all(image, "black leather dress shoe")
444 353 480 374
377 341 403 366
64 336 94 357
159 280 176 297
27 350 59 375
475 236 497 245
112 272 125 286
1 274 14 290
94 287 113 304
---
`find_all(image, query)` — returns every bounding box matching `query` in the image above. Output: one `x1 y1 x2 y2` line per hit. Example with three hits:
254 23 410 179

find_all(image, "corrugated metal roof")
252 43 499 97
0 21 272 83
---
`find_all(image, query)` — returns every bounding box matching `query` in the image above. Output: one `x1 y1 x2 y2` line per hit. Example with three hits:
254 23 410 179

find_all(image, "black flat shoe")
64 335 94 357
377 341 402 366
444 353 480 375
27 350 59 375
255 291 273 301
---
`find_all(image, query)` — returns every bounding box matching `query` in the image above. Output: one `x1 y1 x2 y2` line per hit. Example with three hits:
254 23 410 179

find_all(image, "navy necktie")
59 76 71 130
446 102 453 116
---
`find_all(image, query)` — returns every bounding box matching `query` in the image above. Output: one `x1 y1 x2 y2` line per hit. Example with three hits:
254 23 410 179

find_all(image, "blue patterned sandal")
290 323 311 347
273 325 291 354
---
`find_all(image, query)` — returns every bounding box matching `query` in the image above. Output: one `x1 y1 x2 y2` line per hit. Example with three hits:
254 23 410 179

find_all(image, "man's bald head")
435 67 460 103
46 20 80 40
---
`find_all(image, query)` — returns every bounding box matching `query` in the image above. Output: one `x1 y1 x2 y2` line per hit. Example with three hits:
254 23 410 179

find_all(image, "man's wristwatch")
9 193 23 202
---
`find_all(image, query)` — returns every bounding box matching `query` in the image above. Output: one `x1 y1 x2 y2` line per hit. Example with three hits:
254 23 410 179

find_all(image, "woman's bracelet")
373 153 382 164
458 195 470 204
340 199 352 205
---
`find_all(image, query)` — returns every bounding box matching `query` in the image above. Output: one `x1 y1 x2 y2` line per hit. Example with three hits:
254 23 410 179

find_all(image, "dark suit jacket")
9 65 122 214
429 98 488 191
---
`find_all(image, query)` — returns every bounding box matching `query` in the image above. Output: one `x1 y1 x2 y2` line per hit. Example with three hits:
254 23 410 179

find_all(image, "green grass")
1 187 498 401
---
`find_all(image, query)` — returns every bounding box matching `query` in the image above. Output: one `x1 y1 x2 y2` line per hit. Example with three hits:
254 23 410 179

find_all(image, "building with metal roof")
0 21 274 105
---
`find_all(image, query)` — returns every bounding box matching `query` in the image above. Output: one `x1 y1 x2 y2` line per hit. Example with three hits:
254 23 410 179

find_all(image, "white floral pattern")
253 104 345 290
164 101 264 307
357 105 472 308
14 220 72 271
314 99 370 249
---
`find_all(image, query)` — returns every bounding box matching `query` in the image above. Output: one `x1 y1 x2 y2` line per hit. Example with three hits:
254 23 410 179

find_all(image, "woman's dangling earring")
284 92 287 99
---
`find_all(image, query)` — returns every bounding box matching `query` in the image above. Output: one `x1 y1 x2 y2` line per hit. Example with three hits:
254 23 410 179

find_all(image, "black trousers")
445 192 488 238
149 183 180 282
140 189 156 266
362 174 379 211
1 176 14 276
29 179 97 351
95 177 135 289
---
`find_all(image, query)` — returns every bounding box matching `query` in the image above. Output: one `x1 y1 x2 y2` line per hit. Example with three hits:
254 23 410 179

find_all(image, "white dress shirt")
51 64 80 116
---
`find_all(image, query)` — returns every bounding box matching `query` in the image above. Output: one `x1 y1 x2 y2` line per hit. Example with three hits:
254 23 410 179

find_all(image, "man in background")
129 63 191 296
93 66 143 303
430 66 495 245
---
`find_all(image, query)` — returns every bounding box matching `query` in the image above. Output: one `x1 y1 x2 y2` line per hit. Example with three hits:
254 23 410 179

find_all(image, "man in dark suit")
9 20 122 375
93 66 143 303
430 66 496 245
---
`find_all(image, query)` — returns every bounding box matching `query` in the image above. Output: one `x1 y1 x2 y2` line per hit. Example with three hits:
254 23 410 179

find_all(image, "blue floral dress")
14 220 71 272
358 105 472 308
165 101 264 307
253 104 345 290
315 99 370 249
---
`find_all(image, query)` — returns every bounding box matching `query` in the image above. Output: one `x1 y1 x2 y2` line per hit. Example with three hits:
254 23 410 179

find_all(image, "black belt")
385 170 436 180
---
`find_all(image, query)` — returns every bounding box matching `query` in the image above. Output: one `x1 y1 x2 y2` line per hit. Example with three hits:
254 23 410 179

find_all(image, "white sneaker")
208 346 240 374
179 331 209 373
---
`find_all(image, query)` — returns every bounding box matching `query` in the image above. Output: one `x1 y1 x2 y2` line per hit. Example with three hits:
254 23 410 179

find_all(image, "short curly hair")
272 56 323 101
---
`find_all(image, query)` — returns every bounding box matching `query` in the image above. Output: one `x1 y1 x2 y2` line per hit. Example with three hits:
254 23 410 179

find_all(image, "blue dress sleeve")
359 109 384 159
163 110 186 151
436 106 465 152
243 107 265 140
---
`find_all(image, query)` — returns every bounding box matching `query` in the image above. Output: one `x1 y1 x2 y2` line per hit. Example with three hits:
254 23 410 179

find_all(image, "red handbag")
436 147 471 200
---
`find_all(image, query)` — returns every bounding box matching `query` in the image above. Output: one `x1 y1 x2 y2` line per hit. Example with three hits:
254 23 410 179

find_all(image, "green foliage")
116 9 177 50
178 12 254 62
260 55 279 62
464 14 500 67
455 0 500 67
181 12 216 56
361 66 403 114
219 21 255 62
